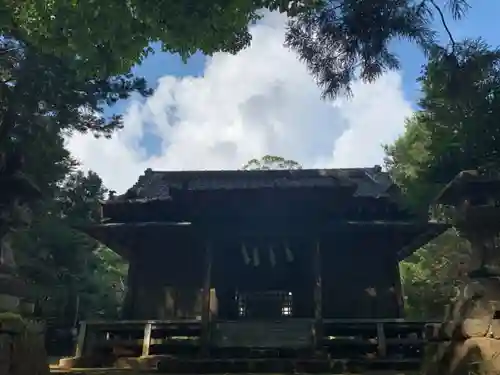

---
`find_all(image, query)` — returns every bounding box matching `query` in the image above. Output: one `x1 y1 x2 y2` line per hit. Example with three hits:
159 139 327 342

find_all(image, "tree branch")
0 47 20 55
429 0 456 51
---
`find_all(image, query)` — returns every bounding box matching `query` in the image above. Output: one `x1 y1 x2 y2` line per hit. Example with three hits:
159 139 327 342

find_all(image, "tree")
3 0 474 99
384 39 500 318
242 155 302 170
0 3 159 341
416 40 500 182
383 113 436 214
386 39 500 198
0 25 150 321
1 0 315 78
14 170 127 323
400 230 470 319
0 3 179 369
0 36 153 149
286 0 471 98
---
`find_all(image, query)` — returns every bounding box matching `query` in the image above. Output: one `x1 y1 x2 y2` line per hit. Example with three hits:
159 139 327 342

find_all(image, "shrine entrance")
236 290 293 319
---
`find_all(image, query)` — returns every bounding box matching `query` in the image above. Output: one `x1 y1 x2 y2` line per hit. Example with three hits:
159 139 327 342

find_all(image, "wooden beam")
313 240 322 353
200 242 212 357
81 219 442 232
397 223 449 260
141 322 153 357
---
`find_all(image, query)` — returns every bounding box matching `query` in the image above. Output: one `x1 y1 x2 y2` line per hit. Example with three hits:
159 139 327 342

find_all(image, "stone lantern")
426 170 500 374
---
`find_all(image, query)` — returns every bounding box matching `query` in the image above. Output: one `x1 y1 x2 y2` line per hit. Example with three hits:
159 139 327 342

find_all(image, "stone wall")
0 314 49 375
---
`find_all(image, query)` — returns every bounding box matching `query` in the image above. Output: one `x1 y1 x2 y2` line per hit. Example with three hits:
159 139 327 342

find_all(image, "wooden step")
155 357 423 373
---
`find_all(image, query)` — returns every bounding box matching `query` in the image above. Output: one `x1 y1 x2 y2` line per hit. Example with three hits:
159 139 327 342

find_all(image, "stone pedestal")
423 171 500 374
0 154 47 373
423 237 500 375
423 277 500 375
0 238 46 374
0 314 49 375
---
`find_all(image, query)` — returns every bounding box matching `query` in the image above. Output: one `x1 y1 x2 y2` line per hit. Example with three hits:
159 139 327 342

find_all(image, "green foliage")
384 114 437 212
13 170 127 322
242 155 302 170
1 0 318 77
385 39 500 319
386 39 500 201
0 23 147 322
1 0 246 76
0 1 140 325
286 0 471 98
417 40 500 182
1 0 475 100
400 229 469 319
0 36 153 150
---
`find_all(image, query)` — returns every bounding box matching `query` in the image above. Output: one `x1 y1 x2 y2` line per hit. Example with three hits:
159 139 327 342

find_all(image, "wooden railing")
75 319 202 360
62 318 448 373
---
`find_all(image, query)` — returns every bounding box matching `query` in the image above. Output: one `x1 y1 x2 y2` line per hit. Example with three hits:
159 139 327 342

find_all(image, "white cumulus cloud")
66 12 413 193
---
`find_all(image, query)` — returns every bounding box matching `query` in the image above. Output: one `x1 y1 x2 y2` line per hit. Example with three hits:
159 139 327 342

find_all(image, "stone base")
0 313 49 375
424 337 500 375
423 277 500 375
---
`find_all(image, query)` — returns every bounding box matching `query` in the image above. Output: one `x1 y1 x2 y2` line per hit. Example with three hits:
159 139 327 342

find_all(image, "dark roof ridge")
115 165 396 202
140 165 384 175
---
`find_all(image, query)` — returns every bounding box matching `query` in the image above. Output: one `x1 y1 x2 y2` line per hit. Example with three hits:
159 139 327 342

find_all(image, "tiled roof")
115 166 399 202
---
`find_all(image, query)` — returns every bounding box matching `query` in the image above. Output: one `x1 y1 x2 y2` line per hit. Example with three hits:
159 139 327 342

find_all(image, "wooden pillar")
74 321 87 358
121 242 140 319
201 242 212 357
142 322 153 357
121 259 136 319
385 250 404 318
313 240 322 352
393 261 405 318
376 322 387 358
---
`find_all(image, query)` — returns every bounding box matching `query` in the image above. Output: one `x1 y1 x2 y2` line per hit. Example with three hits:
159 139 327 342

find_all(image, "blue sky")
70 6 498 193
395 2 500 103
